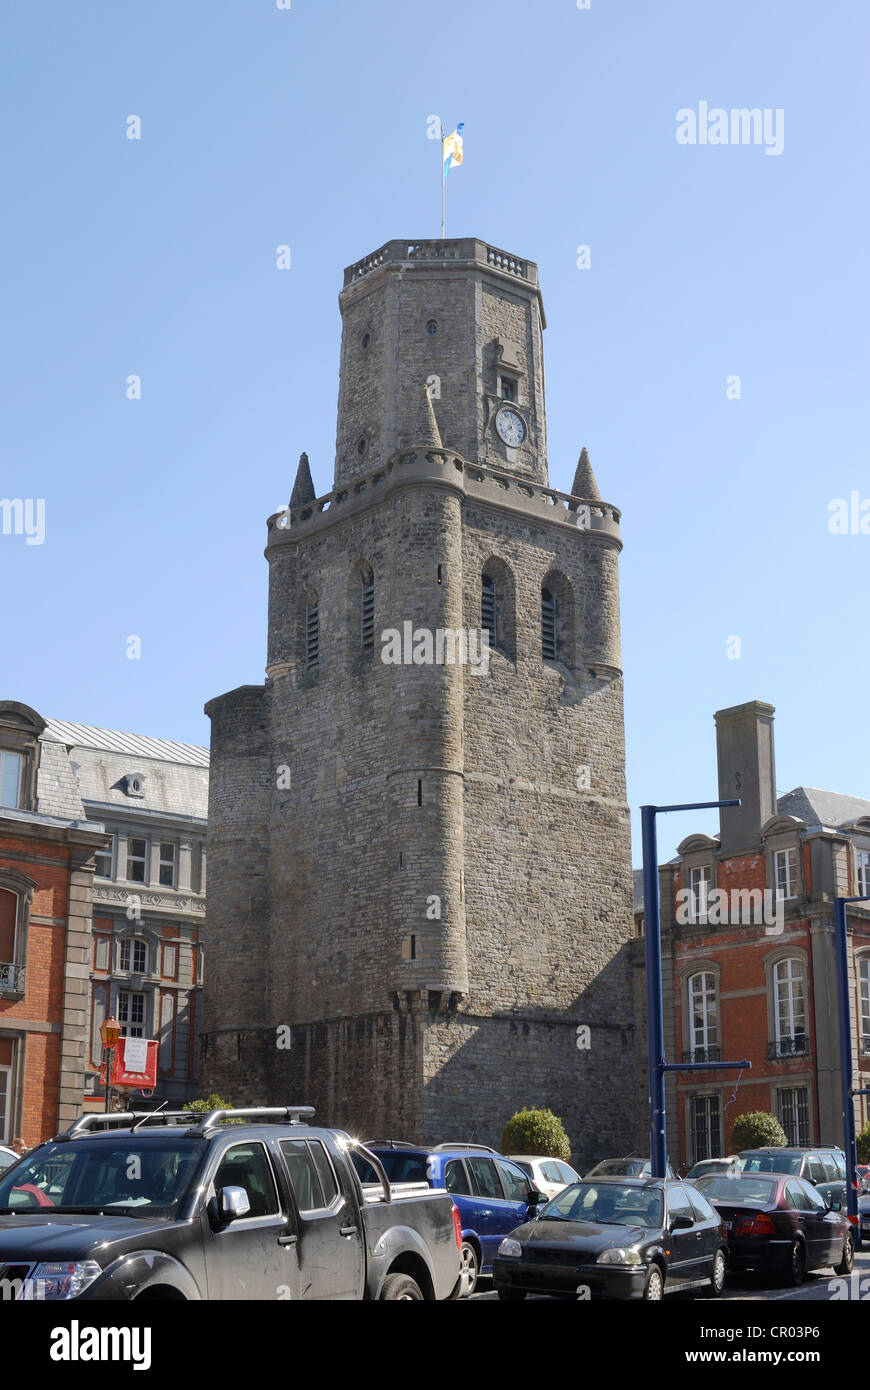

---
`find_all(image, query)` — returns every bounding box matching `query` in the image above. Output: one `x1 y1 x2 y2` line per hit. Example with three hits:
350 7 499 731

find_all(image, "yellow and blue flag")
442 124 464 179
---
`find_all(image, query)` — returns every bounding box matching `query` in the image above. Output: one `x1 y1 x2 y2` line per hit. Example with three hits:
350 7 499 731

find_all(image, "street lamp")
100 1015 121 1114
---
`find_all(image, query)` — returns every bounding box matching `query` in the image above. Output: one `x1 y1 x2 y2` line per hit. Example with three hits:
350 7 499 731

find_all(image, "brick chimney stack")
715 701 777 855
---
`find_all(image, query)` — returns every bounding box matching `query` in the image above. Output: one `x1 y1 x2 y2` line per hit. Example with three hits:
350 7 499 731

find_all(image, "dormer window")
0 751 22 808
857 848 870 897
125 772 146 798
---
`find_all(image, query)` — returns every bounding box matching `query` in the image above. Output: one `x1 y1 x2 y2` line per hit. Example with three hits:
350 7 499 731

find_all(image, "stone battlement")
343 238 538 289
268 450 621 546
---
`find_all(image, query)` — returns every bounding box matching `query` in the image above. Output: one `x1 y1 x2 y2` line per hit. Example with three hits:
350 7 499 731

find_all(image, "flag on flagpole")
442 123 464 179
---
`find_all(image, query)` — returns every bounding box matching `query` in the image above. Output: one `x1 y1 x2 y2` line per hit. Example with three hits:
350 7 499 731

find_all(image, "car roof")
578 1175 672 1189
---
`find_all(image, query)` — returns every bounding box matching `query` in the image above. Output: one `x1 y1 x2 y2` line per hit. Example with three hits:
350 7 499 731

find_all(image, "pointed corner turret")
412 384 443 450
571 446 601 500
290 451 316 508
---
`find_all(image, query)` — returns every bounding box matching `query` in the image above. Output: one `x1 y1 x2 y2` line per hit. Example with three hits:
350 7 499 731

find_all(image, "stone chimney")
715 701 777 856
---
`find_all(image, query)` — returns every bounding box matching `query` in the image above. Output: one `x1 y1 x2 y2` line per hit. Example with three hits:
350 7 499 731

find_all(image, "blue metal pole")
641 806 667 1179
834 896 866 1249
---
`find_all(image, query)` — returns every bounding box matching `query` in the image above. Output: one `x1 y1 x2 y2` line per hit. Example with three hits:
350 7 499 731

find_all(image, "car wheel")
834 1233 854 1276
707 1248 726 1297
380 1273 424 1300
787 1240 805 1287
497 1289 528 1301
642 1264 664 1301
457 1241 480 1297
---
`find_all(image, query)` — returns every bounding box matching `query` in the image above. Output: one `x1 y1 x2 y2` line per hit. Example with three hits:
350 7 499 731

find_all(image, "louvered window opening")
481 575 497 647
541 587 557 660
305 604 320 668
361 574 374 648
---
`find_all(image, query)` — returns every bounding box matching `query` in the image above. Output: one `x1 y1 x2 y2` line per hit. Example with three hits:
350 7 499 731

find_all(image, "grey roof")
36 720 209 822
777 786 870 830
42 719 209 768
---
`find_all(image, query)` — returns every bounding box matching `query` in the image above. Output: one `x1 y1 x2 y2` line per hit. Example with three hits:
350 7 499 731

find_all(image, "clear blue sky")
1 0 867 862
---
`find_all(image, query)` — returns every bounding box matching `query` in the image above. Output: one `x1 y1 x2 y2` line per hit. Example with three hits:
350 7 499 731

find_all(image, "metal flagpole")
440 124 445 238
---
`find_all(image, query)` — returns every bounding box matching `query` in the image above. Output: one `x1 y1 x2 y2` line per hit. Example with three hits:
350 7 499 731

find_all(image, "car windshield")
587 1160 645 1177
697 1176 778 1205
740 1154 801 1176
0 1137 205 1216
541 1182 663 1227
0 1151 19 1174
687 1161 728 1176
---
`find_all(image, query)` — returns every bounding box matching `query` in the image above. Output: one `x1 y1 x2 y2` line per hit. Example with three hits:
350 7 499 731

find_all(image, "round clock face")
495 407 526 446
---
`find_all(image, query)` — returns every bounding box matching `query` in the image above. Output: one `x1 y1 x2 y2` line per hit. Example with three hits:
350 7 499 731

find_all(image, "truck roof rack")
55 1105 316 1141
57 1112 193 1140
188 1105 316 1133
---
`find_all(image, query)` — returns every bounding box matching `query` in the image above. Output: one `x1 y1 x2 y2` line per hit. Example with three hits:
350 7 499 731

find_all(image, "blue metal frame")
642 800 751 1179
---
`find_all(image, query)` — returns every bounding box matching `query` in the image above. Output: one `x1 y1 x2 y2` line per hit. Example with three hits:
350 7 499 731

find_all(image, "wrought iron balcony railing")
768 1035 809 1059
0 962 25 993
682 1046 721 1063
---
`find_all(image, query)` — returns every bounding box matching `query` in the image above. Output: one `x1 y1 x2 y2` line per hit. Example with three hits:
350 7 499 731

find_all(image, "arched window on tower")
541 587 557 661
360 568 374 650
305 601 320 669
481 574 497 648
540 570 575 668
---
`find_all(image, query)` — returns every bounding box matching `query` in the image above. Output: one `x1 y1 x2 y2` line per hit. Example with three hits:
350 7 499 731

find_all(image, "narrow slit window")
305 603 320 668
360 571 374 649
417 779 423 807
541 587 557 660
481 574 497 647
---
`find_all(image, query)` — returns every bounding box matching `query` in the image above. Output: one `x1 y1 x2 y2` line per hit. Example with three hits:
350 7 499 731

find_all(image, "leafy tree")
501 1108 572 1162
730 1110 787 1151
856 1120 870 1166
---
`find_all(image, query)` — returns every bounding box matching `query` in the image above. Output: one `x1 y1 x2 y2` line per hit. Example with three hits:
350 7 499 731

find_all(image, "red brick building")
651 701 870 1166
0 702 106 1145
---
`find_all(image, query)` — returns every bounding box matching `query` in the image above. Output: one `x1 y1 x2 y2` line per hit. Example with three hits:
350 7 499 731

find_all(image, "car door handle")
278 1232 298 1247
339 1223 359 1238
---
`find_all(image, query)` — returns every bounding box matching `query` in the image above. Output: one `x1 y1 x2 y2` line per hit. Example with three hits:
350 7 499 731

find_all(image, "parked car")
0 1146 20 1175
507 1156 582 1199
738 1147 846 1209
684 1156 741 1180
0 1106 461 1300
585 1155 676 1180
352 1142 545 1296
860 1189 870 1243
492 1176 727 1302
691 1172 853 1284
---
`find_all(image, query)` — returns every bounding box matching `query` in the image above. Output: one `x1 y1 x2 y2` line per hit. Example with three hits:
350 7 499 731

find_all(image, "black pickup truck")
0 1106 462 1300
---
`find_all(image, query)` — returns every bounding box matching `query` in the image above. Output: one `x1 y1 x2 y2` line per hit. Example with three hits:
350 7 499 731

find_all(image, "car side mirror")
828 1200 842 1212
218 1185 251 1222
671 1214 694 1230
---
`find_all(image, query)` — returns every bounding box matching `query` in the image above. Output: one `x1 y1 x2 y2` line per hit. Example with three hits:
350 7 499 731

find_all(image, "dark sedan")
689 1173 853 1285
492 1177 727 1301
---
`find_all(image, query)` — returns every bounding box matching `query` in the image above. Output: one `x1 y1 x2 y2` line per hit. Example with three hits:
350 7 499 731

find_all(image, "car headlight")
21 1261 103 1300
498 1238 523 1258
597 1246 644 1267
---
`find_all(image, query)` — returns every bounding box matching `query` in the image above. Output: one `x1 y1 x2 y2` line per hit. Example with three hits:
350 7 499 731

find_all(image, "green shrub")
856 1120 870 1166
730 1110 787 1151
182 1093 242 1123
501 1108 571 1162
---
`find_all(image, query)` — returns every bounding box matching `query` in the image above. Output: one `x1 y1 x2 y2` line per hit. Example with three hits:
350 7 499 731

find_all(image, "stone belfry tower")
203 238 639 1163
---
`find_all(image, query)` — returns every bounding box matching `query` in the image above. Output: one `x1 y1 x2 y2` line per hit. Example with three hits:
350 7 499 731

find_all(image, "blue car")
354 1141 544 1295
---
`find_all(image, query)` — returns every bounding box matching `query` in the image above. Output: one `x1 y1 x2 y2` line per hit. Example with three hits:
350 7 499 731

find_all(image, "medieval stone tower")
203 237 639 1164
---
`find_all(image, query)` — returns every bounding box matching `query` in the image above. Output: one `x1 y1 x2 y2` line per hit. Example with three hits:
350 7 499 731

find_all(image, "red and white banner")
99 1037 158 1090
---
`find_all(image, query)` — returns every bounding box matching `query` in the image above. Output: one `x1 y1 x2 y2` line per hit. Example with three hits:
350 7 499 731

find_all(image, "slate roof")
38 720 209 822
42 720 208 767
776 786 870 830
